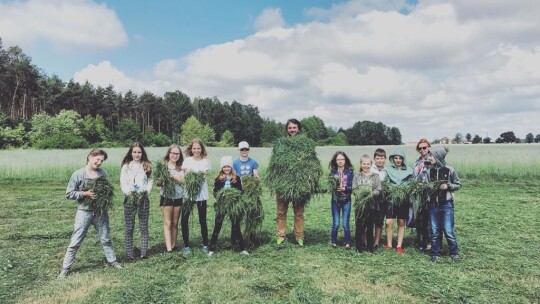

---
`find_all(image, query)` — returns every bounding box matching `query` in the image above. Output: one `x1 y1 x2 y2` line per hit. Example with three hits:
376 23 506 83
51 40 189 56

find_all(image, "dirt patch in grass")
19 277 116 304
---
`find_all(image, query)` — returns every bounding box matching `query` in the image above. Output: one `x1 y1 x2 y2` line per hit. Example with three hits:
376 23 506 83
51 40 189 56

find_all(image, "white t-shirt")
181 157 211 201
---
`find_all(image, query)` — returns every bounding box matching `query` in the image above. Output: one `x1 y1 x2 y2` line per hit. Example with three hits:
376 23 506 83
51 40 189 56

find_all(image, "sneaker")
208 251 214 256
345 244 351 250
201 246 209 254
140 255 148 259
182 247 192 255
331 243 337 248
373 244 380 251
297 239 304 247
276 237 285 246
431 256 441 263
384 245 392 250
58 268 69 279
396 247 404 254
240 250 249 255
451 254 461 262
110 261 122 269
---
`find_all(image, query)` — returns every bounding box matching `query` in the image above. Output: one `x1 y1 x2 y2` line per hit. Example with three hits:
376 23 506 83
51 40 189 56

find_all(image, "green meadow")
1 145 539 303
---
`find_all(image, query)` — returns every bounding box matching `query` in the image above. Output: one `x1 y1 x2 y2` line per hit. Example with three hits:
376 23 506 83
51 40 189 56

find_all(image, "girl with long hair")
120 142 153 261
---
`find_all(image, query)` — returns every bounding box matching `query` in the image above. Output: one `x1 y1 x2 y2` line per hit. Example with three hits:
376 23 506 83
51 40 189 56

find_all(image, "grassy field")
1 144 539 181
1 145 539 303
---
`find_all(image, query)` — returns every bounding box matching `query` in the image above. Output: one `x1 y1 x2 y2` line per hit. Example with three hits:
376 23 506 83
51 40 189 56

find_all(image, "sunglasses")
417 146 429 151
240 148 250 151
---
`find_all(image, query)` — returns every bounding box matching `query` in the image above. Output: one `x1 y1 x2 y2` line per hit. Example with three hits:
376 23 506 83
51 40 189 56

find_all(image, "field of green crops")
1 144 539 303
1 144 539 182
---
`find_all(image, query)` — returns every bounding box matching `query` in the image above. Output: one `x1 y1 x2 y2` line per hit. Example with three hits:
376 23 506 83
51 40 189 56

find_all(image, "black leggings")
355 209 375 252
209 212 245 251
416 205 430 248
181 200 208 247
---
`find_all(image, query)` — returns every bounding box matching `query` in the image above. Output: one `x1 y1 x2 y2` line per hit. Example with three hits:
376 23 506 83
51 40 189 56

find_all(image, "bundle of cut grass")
240 176 264 244
182 171 206 215
153 160 176 198
382 180 419 207
352 186 375 219
325 175 342 196
83 176 115 212
265 135 322 207
124 191 148 212
425 180 447 204
214 187 243 218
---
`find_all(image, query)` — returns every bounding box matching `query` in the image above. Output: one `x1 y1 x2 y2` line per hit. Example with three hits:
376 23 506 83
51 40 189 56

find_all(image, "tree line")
0 38 402 149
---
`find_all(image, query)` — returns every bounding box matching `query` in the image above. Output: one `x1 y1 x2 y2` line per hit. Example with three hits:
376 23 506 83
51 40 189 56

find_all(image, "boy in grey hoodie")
427 147 462 263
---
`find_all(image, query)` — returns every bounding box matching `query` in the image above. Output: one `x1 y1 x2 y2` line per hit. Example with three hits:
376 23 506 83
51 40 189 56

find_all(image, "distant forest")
0 38 402 149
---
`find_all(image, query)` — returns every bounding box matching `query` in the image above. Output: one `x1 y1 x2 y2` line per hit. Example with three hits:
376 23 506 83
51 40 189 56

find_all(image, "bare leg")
397 219 406 248
386 218 393 247
171 206 181 249
374 227 382 246
162 206 174 251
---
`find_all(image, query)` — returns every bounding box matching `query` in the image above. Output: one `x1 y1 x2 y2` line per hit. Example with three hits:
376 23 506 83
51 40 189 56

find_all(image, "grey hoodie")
429 147 461 203
66 167 109 211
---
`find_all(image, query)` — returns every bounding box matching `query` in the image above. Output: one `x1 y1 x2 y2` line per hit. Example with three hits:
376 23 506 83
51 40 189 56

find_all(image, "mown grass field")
1 145 539 303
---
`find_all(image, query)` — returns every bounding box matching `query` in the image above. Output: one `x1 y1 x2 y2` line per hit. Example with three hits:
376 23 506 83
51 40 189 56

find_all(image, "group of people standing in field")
328 140 461 264
58 118 462 278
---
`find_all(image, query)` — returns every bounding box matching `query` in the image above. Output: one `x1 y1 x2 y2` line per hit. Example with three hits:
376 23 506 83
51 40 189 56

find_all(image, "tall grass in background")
1 144 539 182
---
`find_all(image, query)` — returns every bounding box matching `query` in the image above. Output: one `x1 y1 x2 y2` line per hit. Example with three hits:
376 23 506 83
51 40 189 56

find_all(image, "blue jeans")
429 201 459 256
331 198 351 244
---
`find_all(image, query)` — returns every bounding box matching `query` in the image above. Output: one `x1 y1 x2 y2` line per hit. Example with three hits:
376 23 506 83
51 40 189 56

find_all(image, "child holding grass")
328 151 354 249
371 148 388 249
59 148 121 278
352 154 382 252
120 142 153 261
426 147 462 263
157 144 185 253
181 138 211 255
384 148 413 254
208 156 248 256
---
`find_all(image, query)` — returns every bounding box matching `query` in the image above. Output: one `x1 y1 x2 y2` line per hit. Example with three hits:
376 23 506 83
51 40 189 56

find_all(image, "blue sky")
1 0 539 142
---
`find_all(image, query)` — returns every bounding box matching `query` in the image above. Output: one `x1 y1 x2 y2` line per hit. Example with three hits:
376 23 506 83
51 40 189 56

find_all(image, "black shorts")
160 196 183 207
383 200 394 219
392 202 409 220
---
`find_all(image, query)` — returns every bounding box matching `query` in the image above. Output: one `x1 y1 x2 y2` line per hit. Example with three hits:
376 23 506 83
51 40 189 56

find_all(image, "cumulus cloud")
254 8 286 31
73 0 540 141
0 0 127 50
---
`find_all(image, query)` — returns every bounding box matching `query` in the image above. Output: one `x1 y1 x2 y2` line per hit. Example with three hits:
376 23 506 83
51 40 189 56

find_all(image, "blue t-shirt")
233 157 259 177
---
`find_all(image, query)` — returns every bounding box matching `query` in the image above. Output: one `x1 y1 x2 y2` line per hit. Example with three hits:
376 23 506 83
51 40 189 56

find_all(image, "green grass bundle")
325 175 342 196
83 176 115 212
153 160 176 198
240 176 264 244
352 186 375 219
382 180 419 207
182 171 206 215
184 171 206 201
214 187 243 219
265 135 322 207
124 191 148 211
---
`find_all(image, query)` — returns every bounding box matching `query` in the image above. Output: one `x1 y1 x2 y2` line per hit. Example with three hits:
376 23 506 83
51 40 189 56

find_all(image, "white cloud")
0 0 127 50
73 0 540 141
254 8 286 31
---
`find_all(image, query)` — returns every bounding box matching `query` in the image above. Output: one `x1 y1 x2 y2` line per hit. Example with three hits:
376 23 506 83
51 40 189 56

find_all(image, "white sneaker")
240 250 249 255
208 251 214 256
58 269 69 279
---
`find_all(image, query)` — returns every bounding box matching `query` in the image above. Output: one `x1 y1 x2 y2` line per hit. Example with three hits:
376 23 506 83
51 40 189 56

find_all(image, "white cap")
220 156 233 169
238 141 250 149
